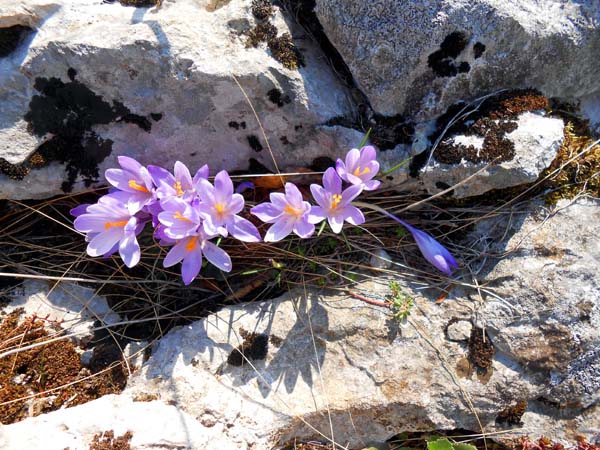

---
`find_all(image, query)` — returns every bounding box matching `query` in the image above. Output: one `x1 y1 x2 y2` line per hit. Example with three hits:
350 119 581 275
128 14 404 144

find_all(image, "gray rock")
314 0 600 119
421 111 565 198
0 0 357 199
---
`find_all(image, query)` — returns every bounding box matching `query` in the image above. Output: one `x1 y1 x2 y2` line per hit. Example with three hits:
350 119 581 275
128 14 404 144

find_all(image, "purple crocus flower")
308 168 365 233
196 170 261 242
73 192 145 268
251 182 314 242
336 146 381 191
104 156 155 214
163 229 232 285
148 161 209 201
157 197 201 240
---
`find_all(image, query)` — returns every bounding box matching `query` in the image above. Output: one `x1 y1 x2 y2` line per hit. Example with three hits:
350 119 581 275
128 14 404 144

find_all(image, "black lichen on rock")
247 135 263 152
468 326 495 370
0 25 34 58
267 88 291 107
370 113 414 151
473 42 486 59
428 31 469 77
104 0 162 6
16 70 153 192
228 120 247 130
227 329 269 366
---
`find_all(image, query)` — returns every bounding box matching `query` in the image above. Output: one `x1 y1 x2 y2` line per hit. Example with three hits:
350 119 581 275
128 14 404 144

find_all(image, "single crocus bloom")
157 196 201 240
196 170 261 242
400 220 458 276
104 156 155 214
73 192 144 268
251 182 314 242
148 161 209 201
336 145 381 191
163 228 232 285
308 168 365 233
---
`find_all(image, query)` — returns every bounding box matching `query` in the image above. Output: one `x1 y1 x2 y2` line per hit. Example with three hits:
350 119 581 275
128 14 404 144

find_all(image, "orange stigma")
185 237 197 252
353 166 371 177
214 203 225 215
173 181 184 196
174 211 192 222
128 180 149 193
104 220 128 230
284 204 302 217
331 194 342 209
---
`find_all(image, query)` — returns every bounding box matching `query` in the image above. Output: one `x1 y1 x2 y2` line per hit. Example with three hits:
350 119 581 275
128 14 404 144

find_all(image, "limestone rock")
421 111 565 198
314 0 600 119
0 0 356 199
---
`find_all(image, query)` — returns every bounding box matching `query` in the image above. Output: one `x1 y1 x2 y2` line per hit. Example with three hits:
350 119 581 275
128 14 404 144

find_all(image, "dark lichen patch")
251 0 274 20
268 33 304 70
0 25 34 58
227 328 269 366
107 0 162 7
267 88 291 107
150 112 163 121
310 156 335 172
280 135 290 145
473 42 486 59
228 120 247 130
496 400 527 426
247 134 264 152
468 326 495 371
14 71 153 192
431 89 550 166
246 22 277 47
89 430 133 450
370 113 414 150
428 31 470 77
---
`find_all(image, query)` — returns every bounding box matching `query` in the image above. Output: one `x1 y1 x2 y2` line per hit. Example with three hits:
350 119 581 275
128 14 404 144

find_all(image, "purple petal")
328 214 344 234
345 148 361 171
181 245 203 285
202 241 232 272
251 202 282 223
343 206 365 226
148 165 174 189
359 146 376 163
230 215 261 242
117 155 143 173
269 192 288 209
70 204 90 218
174 161 193 188
265 217 295 242
229 193 245 215
284 182 304 208
214 170 233 203
195 178 216 204
235 181 255 194
335 158 347 179
87 230 122 256
104 168 131 191
163 239 189 267
193 164 209 184
310 184 328 209
307 205 326 224
74 214 110 233
119 232 141 268
322 167 342 194
341 184 363 205
363 179 381 191
293 217 315 238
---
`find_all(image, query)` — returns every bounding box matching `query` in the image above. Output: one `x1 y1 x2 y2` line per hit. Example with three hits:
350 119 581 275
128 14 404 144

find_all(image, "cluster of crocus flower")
73 146 457 285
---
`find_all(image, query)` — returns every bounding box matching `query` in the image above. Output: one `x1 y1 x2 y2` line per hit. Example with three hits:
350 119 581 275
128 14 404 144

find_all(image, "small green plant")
388 280 414 322
395 437 477 450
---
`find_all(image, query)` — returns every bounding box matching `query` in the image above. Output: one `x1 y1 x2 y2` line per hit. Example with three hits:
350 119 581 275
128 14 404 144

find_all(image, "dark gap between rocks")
0 25 34 58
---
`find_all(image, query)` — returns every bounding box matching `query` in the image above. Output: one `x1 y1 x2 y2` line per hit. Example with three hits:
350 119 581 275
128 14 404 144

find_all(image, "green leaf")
427 438 455 450
453 444 478 450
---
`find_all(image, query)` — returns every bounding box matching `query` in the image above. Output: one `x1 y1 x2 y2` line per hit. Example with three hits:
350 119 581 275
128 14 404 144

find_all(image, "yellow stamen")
331 194 342 209
174 211 192 222
185 237 197 252
173 181 184 196
215 203 225 215
104 220 128 230
353 166 371 177
128 179 149 193
284 204 302 217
